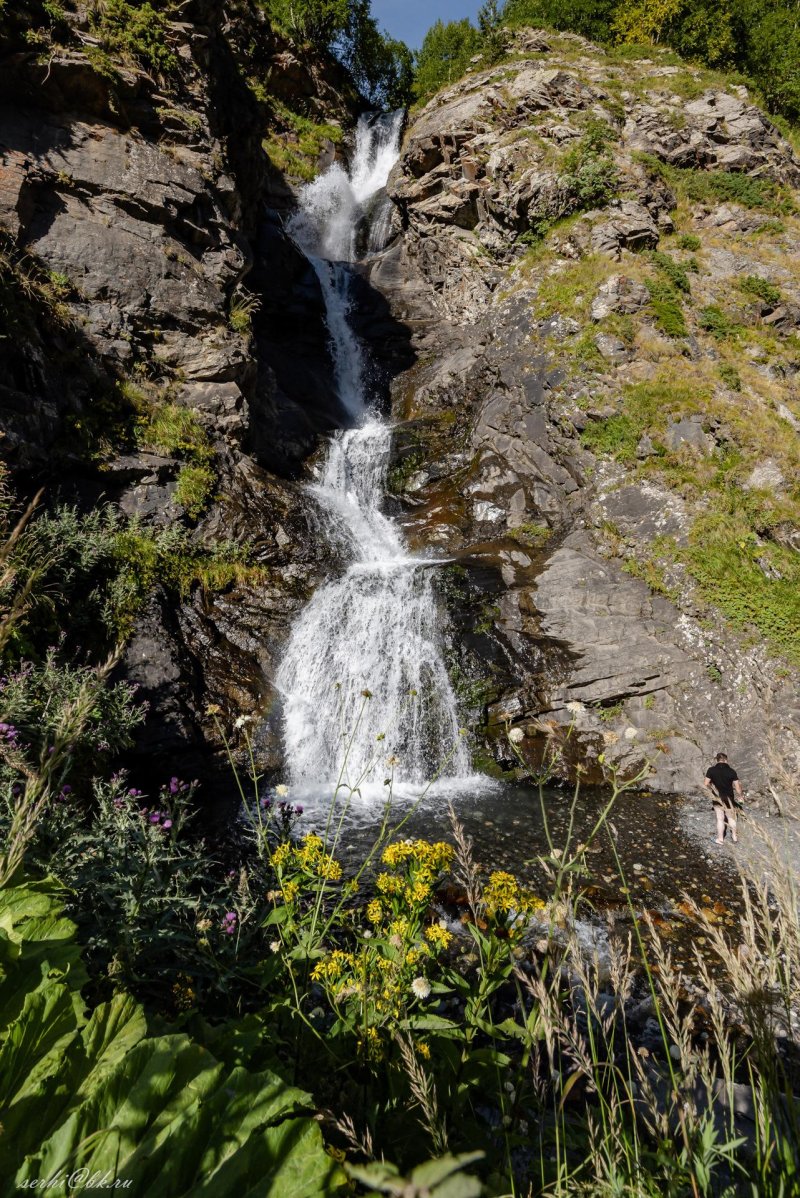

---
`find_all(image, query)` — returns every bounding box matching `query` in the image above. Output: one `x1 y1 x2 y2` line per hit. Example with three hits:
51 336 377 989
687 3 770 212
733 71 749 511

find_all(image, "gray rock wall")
371 29 800 799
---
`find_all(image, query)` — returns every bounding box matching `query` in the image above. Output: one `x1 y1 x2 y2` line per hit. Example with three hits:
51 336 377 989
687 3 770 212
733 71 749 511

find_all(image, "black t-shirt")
706 762 738 799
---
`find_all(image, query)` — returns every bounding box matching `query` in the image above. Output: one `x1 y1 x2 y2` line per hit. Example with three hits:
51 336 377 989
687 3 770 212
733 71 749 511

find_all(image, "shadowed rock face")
0 5 372 775
368 29 800 796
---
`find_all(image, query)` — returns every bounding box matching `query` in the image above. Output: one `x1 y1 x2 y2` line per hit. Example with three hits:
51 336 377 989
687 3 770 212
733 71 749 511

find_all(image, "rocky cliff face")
371 28 800 797
0 0 364 772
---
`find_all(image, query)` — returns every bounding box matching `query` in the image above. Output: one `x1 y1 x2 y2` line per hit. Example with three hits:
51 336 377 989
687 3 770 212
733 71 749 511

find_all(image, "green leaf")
402 1013 462 1037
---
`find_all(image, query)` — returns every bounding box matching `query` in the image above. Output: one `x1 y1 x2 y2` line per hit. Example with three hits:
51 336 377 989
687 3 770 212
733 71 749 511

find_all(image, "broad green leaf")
402 1013 462 1036
410 1151 484 1187
0 983 78 1109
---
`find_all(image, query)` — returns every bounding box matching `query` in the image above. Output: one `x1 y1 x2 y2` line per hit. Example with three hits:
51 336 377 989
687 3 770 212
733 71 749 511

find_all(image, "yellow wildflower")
271 843 292 869
366 898 383 923
424 924 453 950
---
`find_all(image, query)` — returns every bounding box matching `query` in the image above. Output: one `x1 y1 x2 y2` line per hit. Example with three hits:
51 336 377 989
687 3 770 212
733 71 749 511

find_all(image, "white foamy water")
277 113 474 802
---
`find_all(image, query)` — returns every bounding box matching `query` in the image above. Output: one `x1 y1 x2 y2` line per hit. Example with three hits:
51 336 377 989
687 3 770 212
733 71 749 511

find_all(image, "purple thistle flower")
149 812 160 824
169 777 180 795
294 804 304 815
162 818 173 830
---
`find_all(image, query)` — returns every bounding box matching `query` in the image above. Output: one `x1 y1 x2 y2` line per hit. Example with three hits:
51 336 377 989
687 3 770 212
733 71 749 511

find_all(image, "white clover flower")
411 976 431 1000
275 784 289 797
234 714 253 729
624 726 638 741
269 940 281 953
508 727 524 744
566 700 584 714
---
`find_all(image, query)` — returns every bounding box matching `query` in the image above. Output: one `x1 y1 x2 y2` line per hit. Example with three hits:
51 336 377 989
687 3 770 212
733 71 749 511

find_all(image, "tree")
735 0 800 121
478 0 507 62
413 18 482 101
503 0 618 43
335 0 414 108
262 0 350 44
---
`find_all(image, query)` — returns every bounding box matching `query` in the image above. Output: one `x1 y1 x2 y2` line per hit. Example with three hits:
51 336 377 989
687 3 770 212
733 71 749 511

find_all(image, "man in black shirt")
703 752 743 844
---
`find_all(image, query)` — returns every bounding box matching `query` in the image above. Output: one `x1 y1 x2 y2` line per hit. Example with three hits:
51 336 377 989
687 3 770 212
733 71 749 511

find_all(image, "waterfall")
277 112 473 798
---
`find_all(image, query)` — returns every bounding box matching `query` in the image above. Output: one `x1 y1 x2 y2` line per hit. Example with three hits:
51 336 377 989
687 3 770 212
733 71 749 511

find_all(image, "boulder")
591 275 650 321
591 202 661 257
663 416 712 455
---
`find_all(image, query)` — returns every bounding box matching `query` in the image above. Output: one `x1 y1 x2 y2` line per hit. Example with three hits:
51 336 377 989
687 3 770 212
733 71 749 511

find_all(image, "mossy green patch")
260 98 344 182
645 276 687 337
683 513 800 665
175 463 216 520
111 526 266 635
89 0 178 74
633 153 795 215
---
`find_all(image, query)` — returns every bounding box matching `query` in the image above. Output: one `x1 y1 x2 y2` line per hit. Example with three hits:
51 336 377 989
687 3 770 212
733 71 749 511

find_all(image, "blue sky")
372 0 483 49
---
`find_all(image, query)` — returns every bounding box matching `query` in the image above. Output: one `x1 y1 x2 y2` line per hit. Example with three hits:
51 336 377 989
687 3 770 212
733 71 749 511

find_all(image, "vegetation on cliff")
415 0 800 123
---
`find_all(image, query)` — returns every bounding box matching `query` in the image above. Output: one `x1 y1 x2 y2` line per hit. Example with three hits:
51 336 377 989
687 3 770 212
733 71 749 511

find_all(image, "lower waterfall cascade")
276 112 473 797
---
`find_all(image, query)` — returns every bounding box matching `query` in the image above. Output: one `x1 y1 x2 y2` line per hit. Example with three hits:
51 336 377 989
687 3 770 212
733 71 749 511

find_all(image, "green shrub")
718 361 742 391
6 503 134 655
677 233 701 251
738 273 783 306
0 651 143 786
645 276 688 337
136 401 213 462
229 289 261 334
581 413 641 461
261 99 345 181
175 462 216 520
684 513 800 665
561 136 619 209
698 304 738 340
90 0 178 74
650 250 691 293
580 377 708 463
633 154 792 214
622 555 678 599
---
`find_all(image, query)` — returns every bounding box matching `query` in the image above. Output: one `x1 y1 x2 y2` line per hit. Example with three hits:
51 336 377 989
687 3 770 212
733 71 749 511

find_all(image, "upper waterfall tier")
276 111 472 796
288 111 404 264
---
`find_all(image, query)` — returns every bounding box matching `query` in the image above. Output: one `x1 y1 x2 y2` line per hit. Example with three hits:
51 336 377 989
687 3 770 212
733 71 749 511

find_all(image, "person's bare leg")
714 807 725 843
727 809 738 843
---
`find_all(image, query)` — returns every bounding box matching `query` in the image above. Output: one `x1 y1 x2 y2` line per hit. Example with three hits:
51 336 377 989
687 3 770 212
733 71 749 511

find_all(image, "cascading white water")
277 113 472 796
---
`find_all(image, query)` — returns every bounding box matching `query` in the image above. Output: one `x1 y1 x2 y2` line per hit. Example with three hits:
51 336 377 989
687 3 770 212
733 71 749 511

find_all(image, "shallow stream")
294 780 746 978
